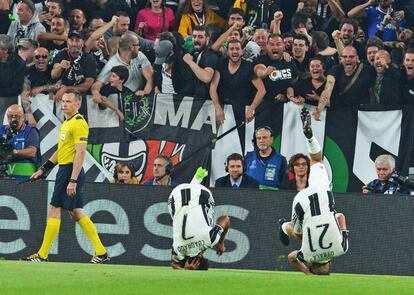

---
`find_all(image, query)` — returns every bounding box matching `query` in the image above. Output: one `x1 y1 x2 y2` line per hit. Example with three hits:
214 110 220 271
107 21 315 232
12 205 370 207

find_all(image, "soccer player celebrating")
26 90 109 263
278 108 349 275
168 167 230 270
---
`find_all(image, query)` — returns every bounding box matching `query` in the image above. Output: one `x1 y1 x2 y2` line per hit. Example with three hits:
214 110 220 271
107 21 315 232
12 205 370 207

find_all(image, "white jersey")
168 183 220 260
291 163 347 265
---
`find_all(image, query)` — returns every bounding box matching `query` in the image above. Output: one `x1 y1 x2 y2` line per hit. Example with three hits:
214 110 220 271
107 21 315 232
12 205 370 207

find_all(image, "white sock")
306 136 321 154
281 222 289 235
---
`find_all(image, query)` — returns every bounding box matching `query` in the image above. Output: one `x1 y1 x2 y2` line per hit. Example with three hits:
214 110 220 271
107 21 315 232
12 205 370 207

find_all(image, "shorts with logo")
50 164 85 210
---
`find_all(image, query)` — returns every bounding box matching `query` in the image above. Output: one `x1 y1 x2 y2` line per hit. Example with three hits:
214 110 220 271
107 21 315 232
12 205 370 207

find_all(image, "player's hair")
113 161 135 182
64 89 81 101
288 153 310 175
309 262 331 275
111 65 129 83
375 154 395 170
185 256 209 270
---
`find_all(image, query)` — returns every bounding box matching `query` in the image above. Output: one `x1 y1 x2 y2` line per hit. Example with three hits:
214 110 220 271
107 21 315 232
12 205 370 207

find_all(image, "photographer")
0 104 39 179
362 154 411 195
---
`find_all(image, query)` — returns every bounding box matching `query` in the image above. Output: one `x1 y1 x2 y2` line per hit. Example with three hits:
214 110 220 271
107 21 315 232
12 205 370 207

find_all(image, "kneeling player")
278 108 349 275
168 168 230 270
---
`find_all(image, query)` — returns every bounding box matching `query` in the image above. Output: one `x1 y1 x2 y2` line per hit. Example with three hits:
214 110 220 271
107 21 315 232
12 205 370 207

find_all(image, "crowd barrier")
1 179 413 275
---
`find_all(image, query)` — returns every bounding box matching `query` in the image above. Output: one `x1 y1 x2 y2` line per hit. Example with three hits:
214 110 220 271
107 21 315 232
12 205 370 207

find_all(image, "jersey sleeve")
73 117 89 144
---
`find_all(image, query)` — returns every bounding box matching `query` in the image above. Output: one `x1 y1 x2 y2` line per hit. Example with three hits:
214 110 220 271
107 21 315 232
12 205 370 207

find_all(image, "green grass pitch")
1 260 413 295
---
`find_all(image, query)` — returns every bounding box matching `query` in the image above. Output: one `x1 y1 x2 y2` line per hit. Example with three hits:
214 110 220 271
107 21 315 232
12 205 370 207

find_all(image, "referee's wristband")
40 160 55 173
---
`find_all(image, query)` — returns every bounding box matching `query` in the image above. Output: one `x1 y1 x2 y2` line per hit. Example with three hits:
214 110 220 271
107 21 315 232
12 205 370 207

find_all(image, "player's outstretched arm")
288 250 313 275
216 215 230 255
301 107 323 164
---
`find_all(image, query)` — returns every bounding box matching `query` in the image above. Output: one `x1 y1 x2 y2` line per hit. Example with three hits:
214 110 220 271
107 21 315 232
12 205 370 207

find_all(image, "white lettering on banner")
269 69 292 81
0 195 30 254
76 200 130 257
353 110 401 184
154 95 216 133
141 202 172 261
205 205 250 263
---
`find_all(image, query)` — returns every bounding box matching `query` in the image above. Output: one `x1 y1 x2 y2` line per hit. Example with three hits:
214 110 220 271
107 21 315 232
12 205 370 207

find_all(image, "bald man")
371 49 403 104
0 104 39 179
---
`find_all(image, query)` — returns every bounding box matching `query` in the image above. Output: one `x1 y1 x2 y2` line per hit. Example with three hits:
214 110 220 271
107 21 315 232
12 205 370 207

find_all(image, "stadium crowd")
1 0 414 194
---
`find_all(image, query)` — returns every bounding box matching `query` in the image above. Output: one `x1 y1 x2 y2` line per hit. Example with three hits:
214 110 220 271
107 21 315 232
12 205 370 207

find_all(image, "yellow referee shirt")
57 113 89 165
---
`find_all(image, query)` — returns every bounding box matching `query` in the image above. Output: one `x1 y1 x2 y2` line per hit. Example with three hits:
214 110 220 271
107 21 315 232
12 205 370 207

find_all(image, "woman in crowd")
282 153 310 191
112 162 139 185
134 0 175 41
178 0 227 39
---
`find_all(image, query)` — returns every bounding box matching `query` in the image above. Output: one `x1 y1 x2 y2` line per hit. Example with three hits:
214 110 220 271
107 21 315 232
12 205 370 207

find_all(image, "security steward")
27 90 108 263
0 104 39 179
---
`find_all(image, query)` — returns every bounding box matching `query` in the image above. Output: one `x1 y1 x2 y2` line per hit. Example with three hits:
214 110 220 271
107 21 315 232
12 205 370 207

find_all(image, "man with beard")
245 126 288 190
38 15 68 62
292 34 310 80
7 0 45 46
402 49 414 104
210 39 265 131
332 18 365 60
51 30 97 100
182 25 218 99
365 36 384 66
103 11 130 41
348 0 406 41
370 49 403 104
254 33 298 104
91 31 153 104
37 0 64 32
318 46 376 109
69 8 86 32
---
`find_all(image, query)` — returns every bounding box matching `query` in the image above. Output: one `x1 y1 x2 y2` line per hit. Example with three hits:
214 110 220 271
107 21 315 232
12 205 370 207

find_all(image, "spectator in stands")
292 34 310 80
0 104 39 179
134 0 175 41
332 18 365 59
294 57 327 109
319 46 375 109
362 154 411 195
215 153 259 189
290 11 313 44
51 30 97 100
282 32 294 54
365 36 384 66
210 39 265 128
370 49 403 104
281 153 310 191
37 0 64 32
37 15 68 62
144 154 178 186
254 33 298 104
69 8 86 32
27 47 60 97
182 25 218 99
245 126 288 190
253 28 269 56
111 161 139 184
7 0 45 46
0 0 13 34
89 16 105 31
348 0 406 42
104 11 131 41
87 0 132 23
178 0 227 39
0 34 26 119
92 31 153 104
17 37 38 66
311 31 338 71
313 0 345 35
403 48 414 104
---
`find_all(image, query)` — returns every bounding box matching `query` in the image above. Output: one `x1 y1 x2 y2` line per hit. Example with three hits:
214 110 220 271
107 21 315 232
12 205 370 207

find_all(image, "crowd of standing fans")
1 0 414 194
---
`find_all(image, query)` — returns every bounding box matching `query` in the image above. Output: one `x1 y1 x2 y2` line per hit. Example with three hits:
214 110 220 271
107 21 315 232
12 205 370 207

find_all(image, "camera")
390 171 414 190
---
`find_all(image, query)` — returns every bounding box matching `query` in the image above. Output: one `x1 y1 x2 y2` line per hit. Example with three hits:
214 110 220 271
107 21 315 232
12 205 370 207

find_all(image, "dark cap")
68 30 86 40
17 38 38 49
154 40 174 65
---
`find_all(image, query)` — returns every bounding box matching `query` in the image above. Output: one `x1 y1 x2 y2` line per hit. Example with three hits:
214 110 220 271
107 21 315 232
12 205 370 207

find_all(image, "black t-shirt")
44 41 66 63
256 55 298 101
101 84 134 112
292 56 310 80
328 63 376 106
217 58 254 104
53 50 97 86
26 64 54 88
294 78 326 106
193 49 218 99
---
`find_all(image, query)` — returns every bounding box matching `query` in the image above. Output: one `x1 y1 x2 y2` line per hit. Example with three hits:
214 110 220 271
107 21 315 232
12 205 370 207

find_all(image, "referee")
26 90 109 263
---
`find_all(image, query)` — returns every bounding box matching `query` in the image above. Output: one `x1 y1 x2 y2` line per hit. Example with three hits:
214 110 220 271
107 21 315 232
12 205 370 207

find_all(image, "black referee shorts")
50 164 85 211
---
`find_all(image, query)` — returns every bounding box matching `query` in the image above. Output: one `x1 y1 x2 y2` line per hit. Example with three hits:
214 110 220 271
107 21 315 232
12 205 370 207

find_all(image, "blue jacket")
244 149 288 189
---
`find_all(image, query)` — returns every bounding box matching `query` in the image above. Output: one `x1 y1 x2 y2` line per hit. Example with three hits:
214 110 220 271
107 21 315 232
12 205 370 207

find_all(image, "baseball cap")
154 40 174 65
17 38 38 49
68 30 86 40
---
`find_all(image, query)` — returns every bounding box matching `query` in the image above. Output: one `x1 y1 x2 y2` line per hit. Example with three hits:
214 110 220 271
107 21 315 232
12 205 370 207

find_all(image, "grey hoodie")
7 14 45 46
